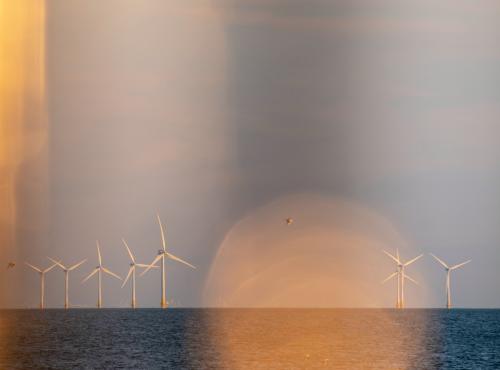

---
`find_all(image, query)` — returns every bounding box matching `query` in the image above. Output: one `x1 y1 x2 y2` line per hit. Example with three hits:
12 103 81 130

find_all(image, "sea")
0 309 499 369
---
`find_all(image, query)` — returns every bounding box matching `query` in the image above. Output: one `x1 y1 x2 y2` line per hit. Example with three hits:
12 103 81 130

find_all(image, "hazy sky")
4 0 500 307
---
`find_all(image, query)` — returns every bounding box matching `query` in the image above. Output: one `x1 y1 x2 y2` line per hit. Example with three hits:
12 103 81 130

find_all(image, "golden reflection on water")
205 309 437 369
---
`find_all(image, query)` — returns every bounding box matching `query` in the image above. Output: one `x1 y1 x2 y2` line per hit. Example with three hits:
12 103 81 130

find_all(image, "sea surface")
0 309 499 369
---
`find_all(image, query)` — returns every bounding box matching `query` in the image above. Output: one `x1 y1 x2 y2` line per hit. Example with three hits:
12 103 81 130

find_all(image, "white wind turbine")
142 214 196 308
82 241 121 308
25 261 59 309
121 238 158 308
430 253 471 309
382 249 422 308
48 257 86 309
382 249 402 308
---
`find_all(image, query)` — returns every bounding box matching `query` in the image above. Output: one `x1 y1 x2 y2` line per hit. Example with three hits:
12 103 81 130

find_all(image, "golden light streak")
0 0 48 307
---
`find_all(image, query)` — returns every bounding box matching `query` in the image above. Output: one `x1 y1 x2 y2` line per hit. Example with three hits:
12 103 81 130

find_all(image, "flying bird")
7 262 15 269
286 218 294 225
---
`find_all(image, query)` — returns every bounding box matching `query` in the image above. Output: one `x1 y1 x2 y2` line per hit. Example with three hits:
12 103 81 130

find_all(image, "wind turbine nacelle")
158 250 164 255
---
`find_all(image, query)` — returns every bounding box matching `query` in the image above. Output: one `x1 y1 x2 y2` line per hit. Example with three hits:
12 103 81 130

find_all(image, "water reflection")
1 309 499 369
207 309 444 369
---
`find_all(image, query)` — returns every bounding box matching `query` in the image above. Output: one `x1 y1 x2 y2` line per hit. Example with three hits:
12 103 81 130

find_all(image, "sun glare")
204 193 430 308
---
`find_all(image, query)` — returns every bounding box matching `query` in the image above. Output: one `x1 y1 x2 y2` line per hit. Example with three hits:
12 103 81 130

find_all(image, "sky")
2 0 500 308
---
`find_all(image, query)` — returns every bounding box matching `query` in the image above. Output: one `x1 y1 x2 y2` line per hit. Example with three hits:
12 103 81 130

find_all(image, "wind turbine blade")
48 257 66 270
96 241 102 266
157 214 166 251
136 263 158 268
382 250 400 264
140 255 162 276
25 262 42 273
82 268 99 283
102 267 121 280
404 254 423 266
430 253 449 269
165 252 196 269
396 248 400 262
450 260 471 270
122 239 136 263
43 262 60 273
69 259 87 271
121 267 133 288
381 271 398 284
404 274 419 285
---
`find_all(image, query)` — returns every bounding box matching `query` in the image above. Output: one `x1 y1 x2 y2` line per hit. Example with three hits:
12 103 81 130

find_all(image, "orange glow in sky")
0 0 48 307
204 194 430 308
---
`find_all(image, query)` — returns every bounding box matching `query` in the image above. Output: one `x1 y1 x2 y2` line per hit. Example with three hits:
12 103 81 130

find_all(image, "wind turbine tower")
382 249 422 308
49 257 86 309
142 214 196 309
121 238 157 308
430 253 471 309
82 241 121 308
25 261 59 309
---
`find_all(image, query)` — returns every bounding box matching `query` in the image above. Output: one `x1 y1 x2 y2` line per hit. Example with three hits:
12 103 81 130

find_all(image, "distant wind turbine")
430 253 471 309
25 261 59 309
142 214 196 308
82 241 121 308
382 249 422 308
121 238 158 308
382 248 402 308
48 257 86 309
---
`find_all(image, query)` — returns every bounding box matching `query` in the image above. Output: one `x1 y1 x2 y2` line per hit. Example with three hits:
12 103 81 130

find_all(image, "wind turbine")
82 241 121 308
142 214 196 308
382 249 422 308
121 238 158 308
25 261 59 309
382 249 402 308
430 253 471 309
48 257 86 309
